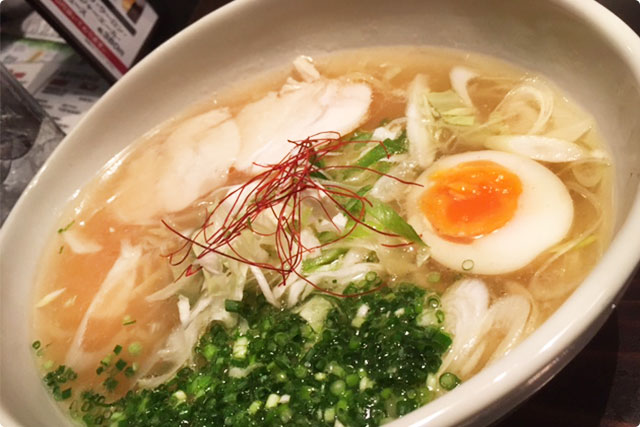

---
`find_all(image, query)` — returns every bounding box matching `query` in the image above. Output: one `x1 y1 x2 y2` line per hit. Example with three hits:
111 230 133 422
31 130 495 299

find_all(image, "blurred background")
0 0 638 425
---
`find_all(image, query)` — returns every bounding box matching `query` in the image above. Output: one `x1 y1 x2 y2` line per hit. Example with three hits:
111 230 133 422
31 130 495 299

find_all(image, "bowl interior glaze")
1 1 639 426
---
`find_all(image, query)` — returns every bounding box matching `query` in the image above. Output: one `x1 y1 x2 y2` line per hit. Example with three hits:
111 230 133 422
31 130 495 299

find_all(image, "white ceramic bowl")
2 1 639 426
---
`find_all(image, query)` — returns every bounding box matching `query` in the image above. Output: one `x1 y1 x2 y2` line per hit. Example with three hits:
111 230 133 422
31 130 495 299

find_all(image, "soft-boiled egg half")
407 150 574 274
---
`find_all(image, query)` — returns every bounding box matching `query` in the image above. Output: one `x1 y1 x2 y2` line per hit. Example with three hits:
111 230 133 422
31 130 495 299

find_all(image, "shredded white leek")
36 288 66 308
65 242 142 370
63 229 102 254
450 66 478 107
492 80 554 135
484 135 588 162
406 74 437 168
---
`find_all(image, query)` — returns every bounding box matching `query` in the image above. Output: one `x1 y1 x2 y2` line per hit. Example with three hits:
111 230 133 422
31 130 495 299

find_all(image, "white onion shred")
493 81 554 135
250 265 278 306
439 279 489 375
484 135 588 162
293 56 320 82
371 118 406 141
177 295 190 326
36 287 66 308
65 242 142 370
63 229 102 254
439 278 531 381
406 74 437 168
331 213 348 232
545 119 592 142
300 228 321 256
369 159 419 203
484 295 531 363
146 275 196 302
138 296 222 389
278 263 385 307
450 66 478 107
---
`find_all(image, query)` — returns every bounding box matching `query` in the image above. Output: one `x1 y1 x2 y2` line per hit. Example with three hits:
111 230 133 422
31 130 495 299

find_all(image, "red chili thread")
164 132 421 298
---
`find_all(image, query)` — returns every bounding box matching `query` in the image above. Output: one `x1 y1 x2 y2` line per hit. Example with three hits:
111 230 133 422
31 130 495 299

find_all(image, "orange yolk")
420 160 522 242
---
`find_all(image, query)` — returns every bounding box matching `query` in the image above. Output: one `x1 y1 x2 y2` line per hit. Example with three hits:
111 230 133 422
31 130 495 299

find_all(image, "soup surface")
32 47 612 426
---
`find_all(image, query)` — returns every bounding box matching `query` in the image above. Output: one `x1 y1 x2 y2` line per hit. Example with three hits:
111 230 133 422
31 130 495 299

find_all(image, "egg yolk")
420 160 522 242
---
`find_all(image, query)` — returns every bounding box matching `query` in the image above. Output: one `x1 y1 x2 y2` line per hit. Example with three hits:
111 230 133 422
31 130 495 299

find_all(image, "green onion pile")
39 281 457 426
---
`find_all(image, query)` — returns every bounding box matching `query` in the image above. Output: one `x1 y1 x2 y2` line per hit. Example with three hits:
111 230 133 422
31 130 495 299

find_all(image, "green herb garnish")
57 220 75 234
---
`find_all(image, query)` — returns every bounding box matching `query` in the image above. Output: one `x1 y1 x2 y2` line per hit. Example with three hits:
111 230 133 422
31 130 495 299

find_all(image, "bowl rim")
1 0 640 426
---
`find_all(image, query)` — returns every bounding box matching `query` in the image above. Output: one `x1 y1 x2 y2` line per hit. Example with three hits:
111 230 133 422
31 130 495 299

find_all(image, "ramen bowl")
1 0 639 426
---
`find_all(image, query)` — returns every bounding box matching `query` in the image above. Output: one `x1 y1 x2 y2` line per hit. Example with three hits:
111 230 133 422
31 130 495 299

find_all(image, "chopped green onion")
110 412 125 422
330 379 346 396
40 283 452 425
201 344 217 361
278 404 292 422
443 115 475 126
427 272 441 283
346 373 360 387
314 372 327 381
359 376 375 391
113 345 122 355
342 185 372 216
575 234 597 249
58 388 72 401
115 359 127 371
462 259 474 271
57 220 75 234
426 90 475 126
274 371 287 382
366 199 425 245
302 248 348 273
265 394 280 409
326 361 345 378
225 299 243 313
172 390 187 404
32 340 41 350
248 400 262 415
103 377 118 392
336 398 349 416
128 342 142 356
348 337 361 350
439 372 461 390
427 296 440 308
316 231 339 244
122 315 136 326
274 332 288 346
356 133 407 168
351 316 366 329
294 365 308 378
233 337 249 359
324 407 336 423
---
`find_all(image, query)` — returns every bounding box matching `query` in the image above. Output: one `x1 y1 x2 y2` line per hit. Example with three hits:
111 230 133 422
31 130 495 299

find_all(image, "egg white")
407 150 574 274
